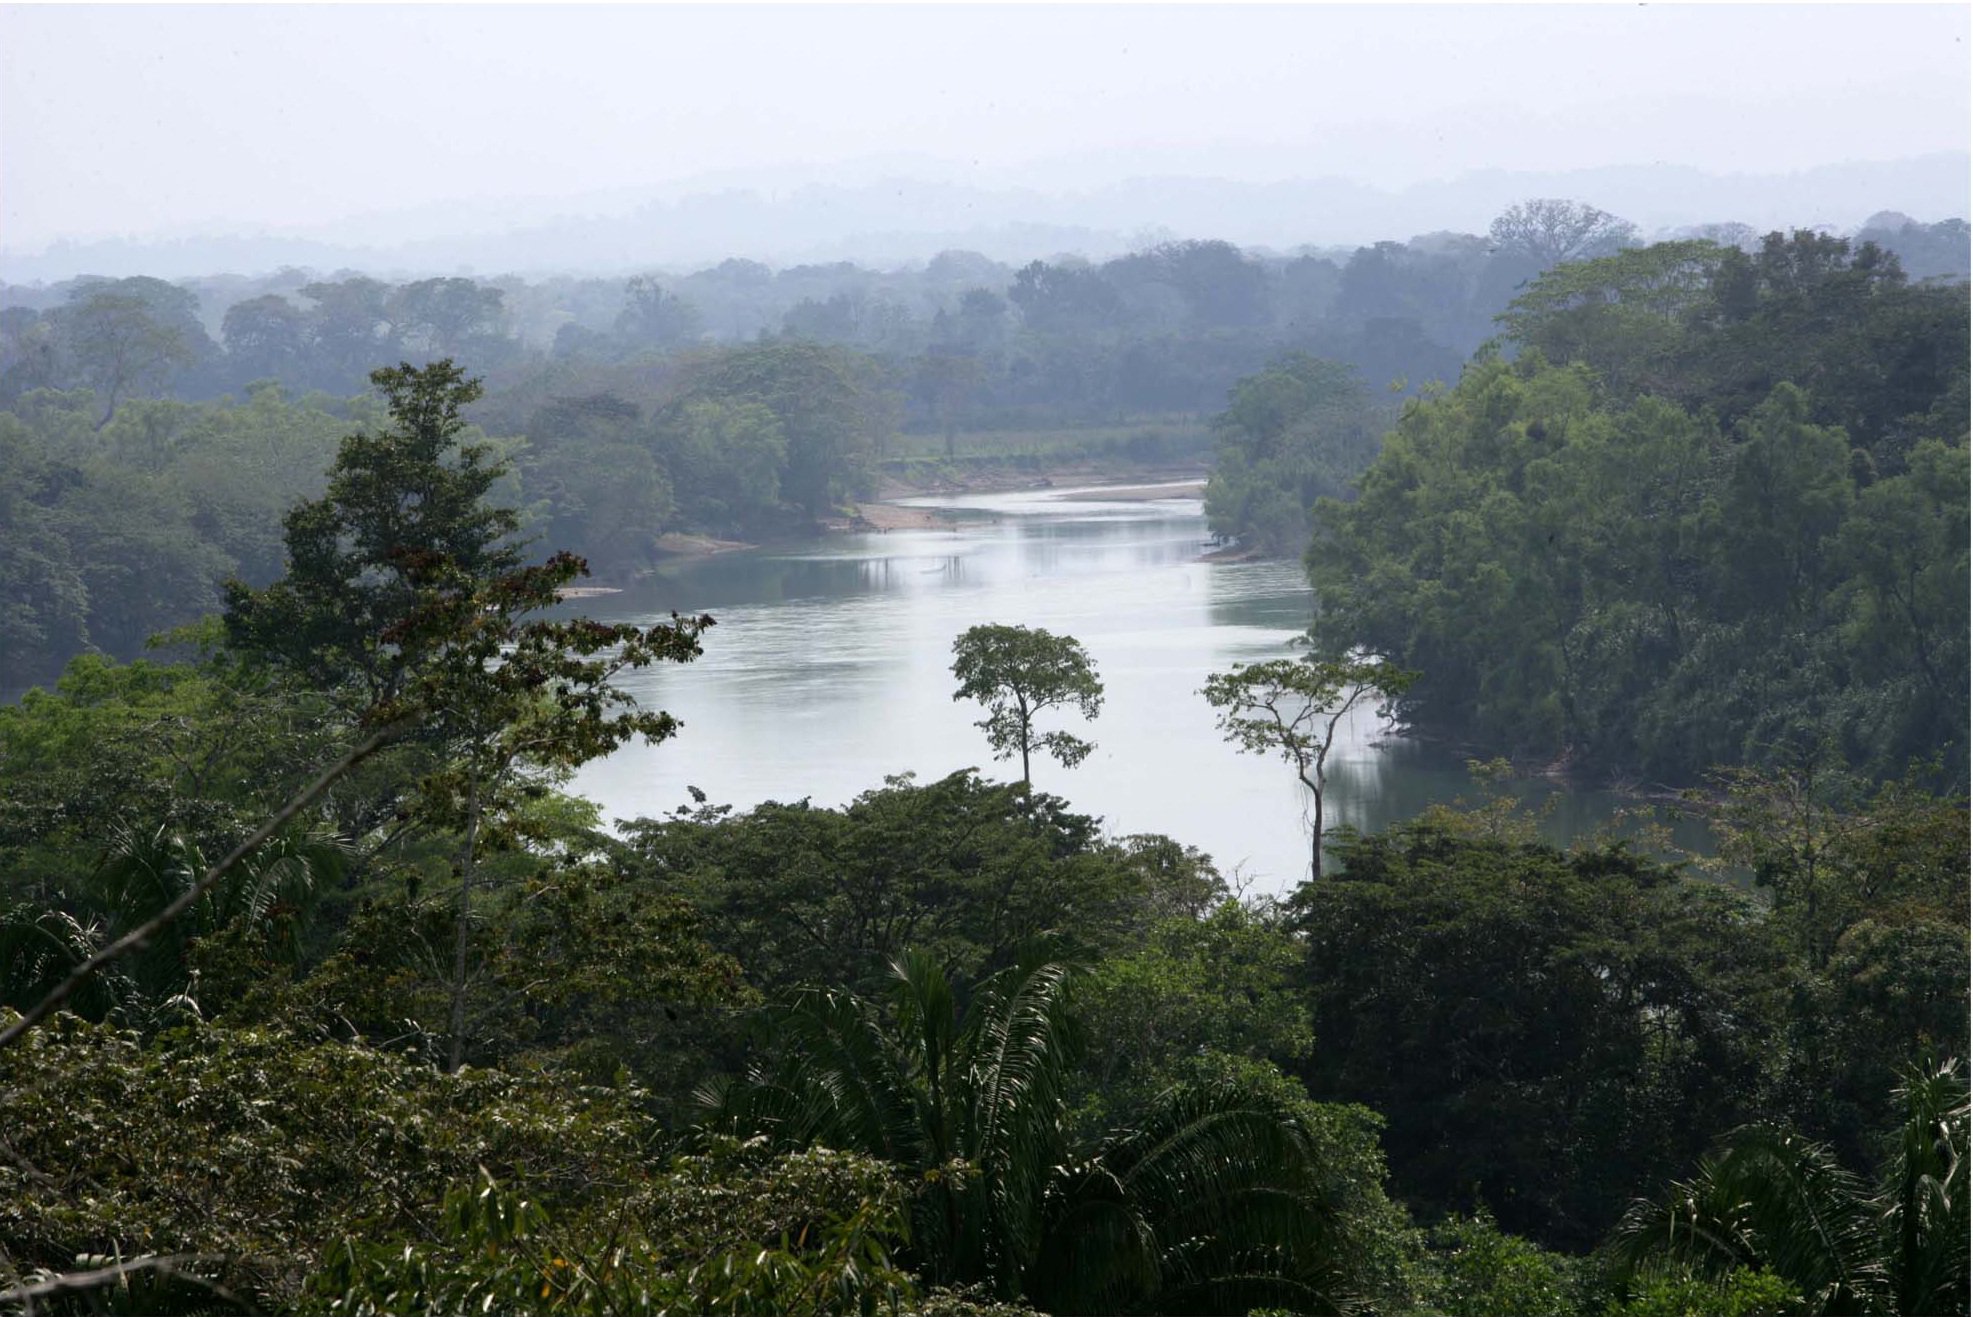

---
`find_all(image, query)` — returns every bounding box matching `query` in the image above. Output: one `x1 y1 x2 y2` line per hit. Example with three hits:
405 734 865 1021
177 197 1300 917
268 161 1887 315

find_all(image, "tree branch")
0 722 405 1052
0 1254 229 1307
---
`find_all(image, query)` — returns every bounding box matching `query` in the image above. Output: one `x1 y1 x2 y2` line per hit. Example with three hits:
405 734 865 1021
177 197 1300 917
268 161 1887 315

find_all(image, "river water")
567 483 1705 893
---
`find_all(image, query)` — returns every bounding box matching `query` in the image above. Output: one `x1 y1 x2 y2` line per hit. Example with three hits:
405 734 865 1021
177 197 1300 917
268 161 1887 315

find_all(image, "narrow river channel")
566 483 1708 893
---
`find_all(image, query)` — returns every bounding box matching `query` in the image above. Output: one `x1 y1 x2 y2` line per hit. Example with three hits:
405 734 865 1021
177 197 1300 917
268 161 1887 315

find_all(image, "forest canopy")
1 204 1968 1316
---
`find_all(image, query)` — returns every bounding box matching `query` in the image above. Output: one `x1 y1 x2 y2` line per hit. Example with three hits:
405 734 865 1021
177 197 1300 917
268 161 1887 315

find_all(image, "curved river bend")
566 484 1703 893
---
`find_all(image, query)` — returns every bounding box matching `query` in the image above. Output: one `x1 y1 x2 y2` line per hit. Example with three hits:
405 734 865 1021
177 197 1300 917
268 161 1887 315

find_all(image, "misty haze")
1 5 1968 1315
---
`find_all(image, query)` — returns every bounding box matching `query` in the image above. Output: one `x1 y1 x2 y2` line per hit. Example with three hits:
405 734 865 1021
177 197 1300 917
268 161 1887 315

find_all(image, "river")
566 483 1708 893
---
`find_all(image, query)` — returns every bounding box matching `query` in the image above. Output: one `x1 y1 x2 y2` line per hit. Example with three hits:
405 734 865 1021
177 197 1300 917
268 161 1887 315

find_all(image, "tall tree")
615 275 704 349
1202 656 1411 876
1488 199 1637 266
223 360 712 1071
52 291 193 427
950 624 1104 790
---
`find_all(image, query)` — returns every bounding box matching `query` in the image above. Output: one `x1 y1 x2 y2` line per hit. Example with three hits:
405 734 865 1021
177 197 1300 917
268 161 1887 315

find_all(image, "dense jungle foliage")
1304 231 1969 786
1 202 1967 1314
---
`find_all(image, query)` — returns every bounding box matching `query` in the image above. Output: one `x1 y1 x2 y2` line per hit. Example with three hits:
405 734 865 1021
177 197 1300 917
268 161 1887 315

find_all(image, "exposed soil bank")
1060 479 1207 501
819 503 963 533
873 461 1208 501
653 531 755 558
822 464 1213 536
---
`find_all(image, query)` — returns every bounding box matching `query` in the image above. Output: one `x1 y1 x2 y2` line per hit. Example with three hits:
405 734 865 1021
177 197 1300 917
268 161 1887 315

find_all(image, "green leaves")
714 951 1367 1314
1201 655 1413 874
950 623 1103 789
1607 1064 1968 1317
1320 232 1970 786
1203 352 1382 555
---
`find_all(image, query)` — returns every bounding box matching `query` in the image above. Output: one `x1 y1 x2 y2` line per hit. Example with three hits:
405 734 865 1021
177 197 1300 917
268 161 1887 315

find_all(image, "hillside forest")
0 200 1967 1316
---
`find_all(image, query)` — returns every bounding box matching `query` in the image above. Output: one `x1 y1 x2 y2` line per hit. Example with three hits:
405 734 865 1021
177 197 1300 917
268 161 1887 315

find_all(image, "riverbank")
872 460 1208 502
652 531 756 559
651 466 1218 551
1060 478 1206 502
828 465 1212 534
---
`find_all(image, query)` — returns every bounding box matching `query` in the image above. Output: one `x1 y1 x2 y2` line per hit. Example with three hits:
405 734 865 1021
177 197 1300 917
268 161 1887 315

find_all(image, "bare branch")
0 722 406 1052
0 1254 228 1306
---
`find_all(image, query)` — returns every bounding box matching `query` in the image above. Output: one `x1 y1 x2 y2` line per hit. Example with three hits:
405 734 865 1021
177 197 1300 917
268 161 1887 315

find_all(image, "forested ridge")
1 201 1967 1315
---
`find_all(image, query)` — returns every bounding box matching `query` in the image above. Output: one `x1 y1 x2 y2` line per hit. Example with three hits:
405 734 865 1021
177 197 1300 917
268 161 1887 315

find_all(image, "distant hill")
3 153 1966 284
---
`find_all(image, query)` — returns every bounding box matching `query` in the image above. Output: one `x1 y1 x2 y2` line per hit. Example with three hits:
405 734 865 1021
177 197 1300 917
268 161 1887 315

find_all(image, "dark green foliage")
312 1148 915 1317
1605 1269 1806 1317
1423 1210 1586 1317
516 391 675 581
260 857 751 1094
223 360 714 1073
1290 822 1799 1249
1696 764 1969 1163
0 385 360 692
1611 1059 1969 1317
708 952 1381 1314
0 1015 654 1304
3 217 1968 1310
1072 896 1312 1128
221 360 522 711
1307 342 1967 784
625 771 1206 995
667 339 891 518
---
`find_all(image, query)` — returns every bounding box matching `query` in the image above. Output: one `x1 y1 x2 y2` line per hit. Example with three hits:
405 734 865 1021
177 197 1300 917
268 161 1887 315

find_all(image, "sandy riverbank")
653 531 756 558
1056 479 1206 502
648 469 1221 550
872 462 1208 501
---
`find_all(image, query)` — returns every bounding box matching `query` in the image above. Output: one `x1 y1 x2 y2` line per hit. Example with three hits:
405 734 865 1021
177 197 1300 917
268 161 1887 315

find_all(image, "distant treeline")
0 340 890 692
3 205 1964 433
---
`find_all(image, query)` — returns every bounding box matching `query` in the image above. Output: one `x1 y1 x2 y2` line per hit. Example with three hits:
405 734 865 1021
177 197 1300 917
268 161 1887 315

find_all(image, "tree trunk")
1301 760 1330 879
1311 786 1324 878
1017 695 1032 792
445 774 483 1073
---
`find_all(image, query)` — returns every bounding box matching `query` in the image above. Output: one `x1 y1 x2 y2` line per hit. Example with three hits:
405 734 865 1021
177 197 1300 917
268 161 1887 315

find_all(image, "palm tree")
0 907 125 1019
85 823 344 1012
1611 1057 1969 1317
2 827 343 1028
702 951 1344 1314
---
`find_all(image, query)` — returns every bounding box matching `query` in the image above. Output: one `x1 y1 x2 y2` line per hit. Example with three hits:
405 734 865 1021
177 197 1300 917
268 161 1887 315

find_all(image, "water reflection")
565 488 1711 892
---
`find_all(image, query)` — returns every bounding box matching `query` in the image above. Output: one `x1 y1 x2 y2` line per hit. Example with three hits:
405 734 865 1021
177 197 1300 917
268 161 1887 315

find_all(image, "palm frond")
0 906 121 1018
1883 1056 1970 1317
1015 1083 1346 1315
961 957 1078 1283
1612 1125 1888 1315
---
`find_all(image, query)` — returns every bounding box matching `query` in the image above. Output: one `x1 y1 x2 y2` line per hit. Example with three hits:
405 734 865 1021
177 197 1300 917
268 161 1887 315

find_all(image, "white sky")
1 3 1967 252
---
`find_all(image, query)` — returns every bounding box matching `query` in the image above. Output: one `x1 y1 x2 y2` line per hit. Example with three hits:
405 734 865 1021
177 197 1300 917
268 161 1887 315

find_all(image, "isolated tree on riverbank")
951 624 1103 790
1202 656 1412 877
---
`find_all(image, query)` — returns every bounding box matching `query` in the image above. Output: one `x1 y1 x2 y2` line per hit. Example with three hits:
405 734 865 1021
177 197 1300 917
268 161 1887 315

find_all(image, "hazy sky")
2 3 1967 253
